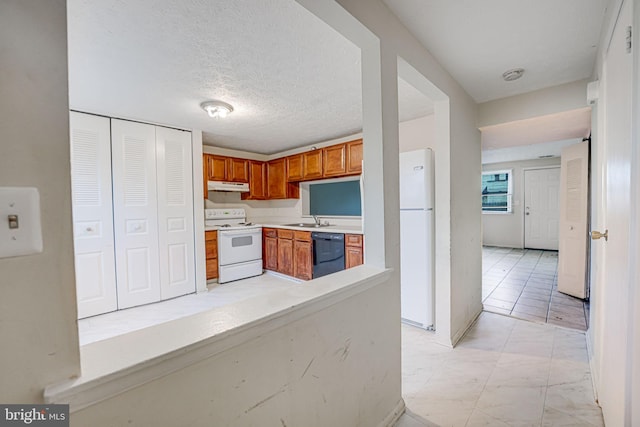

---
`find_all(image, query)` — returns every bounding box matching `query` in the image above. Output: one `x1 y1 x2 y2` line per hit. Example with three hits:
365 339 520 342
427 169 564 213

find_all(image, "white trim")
482 169 513 213
45 267 391 412
379 398 406 427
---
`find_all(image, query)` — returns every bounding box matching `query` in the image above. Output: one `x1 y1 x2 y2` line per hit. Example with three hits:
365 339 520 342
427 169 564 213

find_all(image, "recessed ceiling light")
201 100 234 118
502 68 525 82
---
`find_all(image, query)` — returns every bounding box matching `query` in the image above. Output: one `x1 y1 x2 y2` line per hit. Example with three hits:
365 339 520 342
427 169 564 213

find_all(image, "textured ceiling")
383 0 607 103
67 0 433 155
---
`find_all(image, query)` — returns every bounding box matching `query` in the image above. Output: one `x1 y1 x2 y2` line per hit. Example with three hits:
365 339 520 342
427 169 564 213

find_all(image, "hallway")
397 312 603 426
482 247 589 331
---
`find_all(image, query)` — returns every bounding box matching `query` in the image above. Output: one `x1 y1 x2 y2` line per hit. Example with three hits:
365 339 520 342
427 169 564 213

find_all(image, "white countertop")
205 223 363 234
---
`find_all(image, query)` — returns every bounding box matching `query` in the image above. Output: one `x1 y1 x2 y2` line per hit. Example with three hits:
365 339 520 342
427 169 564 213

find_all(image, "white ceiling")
68 0 606 156
383 0 608 103
67 0 432 155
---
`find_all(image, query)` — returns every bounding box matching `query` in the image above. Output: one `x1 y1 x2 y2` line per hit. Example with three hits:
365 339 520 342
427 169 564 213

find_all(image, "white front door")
70 112 118 318
557 142 589 298
524 167 560 250
593 1 634 424
155 126 196 300
111 119 161 309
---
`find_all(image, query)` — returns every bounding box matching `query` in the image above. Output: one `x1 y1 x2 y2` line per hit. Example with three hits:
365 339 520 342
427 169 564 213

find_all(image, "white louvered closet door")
155 127 195 299
70 112 118 318
111 119 161 309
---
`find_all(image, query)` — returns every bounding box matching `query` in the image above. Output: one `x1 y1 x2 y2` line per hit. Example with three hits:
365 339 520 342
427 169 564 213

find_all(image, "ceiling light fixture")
201 100 234 118
502 68 525 82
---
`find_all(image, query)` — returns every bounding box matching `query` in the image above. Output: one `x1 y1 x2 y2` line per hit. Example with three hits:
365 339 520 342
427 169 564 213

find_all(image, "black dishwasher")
312 232 345 278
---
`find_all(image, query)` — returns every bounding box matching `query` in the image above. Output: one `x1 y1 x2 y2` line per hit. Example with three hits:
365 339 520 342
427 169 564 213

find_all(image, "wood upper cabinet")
263 228 278 271
207 155 227 181
287 150 323 182
293 231 313 280
286 154 304 181
241 161 266 200
277 230 294 276
303 150 323 179
345 233 364 269
267 158 299 199
227 157 249 183
203 154 210 198
205 230 219 280
346 139 363 175
323 143 347 177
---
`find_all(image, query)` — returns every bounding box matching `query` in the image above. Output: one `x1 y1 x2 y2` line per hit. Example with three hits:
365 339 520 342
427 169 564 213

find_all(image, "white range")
205 208 263 284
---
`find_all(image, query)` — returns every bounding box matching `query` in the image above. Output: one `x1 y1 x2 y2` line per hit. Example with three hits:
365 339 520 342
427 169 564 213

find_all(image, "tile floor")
78 273 301 345
482 246 589 331
396 312 603 427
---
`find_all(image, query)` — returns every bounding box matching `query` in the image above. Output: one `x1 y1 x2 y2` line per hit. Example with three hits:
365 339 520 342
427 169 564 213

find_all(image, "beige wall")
399 115 436 152
0 0 81 403
477 79 590 128
482 158 561 248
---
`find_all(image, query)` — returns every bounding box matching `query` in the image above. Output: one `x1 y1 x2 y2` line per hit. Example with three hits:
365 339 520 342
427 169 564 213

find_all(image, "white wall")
302 0 483 346
2 0 484 422
482 158 561 248
0 0 81 403
72 277 400 426
477 79 590 128
399 114 435 152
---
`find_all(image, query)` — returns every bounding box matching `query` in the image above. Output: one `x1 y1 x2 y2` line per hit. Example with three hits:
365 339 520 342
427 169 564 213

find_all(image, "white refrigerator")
400 149 435 329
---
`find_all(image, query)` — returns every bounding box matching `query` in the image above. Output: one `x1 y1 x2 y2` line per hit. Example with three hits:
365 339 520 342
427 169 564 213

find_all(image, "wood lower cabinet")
346 139 363 175
263 228 312 280
293 231 313 280
276 229 294 276
205 230 219 280
263 228 278 270
345 233 364 269
267 158 299 199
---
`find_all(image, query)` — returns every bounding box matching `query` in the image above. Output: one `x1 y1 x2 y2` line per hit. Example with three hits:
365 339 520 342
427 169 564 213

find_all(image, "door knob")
591 229 608 241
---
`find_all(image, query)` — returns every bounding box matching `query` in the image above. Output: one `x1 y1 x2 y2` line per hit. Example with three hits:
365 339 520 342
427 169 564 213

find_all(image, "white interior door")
70 112 118 318
524 167 560 250
111 119 161 309
594 2 633 424
155 127 195 300
557 142 589 298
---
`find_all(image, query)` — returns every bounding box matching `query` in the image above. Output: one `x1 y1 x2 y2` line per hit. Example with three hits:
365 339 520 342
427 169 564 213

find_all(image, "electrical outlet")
0 187 43 259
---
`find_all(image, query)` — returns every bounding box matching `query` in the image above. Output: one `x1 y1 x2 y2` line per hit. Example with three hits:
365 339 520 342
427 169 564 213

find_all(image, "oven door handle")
218 228 262 236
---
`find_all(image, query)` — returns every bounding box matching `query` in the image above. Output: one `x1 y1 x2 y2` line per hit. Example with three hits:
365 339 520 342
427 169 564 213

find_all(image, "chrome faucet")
312 215 320 226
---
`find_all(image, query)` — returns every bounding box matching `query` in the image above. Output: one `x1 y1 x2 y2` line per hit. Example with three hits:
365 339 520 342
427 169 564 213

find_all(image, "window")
482 170 512 213
301 177 362 217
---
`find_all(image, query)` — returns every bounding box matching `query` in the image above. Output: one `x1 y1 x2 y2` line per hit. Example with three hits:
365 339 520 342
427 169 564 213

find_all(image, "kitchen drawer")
294 230 312 242
206 258 218 280
205 230 217 241
277 229 294 239
345 234 363 247
263 228 277 238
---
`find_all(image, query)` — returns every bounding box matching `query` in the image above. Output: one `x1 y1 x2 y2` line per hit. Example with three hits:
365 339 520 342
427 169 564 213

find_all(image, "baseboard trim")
379 398 406 427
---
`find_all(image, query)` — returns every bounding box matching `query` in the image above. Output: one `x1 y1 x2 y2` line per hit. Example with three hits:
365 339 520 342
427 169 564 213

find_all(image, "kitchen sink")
283 223 330 228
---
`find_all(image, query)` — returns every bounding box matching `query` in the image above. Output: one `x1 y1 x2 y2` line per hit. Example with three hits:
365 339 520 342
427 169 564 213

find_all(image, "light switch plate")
0 187 43 258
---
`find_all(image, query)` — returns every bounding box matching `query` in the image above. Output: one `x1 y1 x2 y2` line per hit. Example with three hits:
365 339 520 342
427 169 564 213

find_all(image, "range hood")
207 181 250 192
